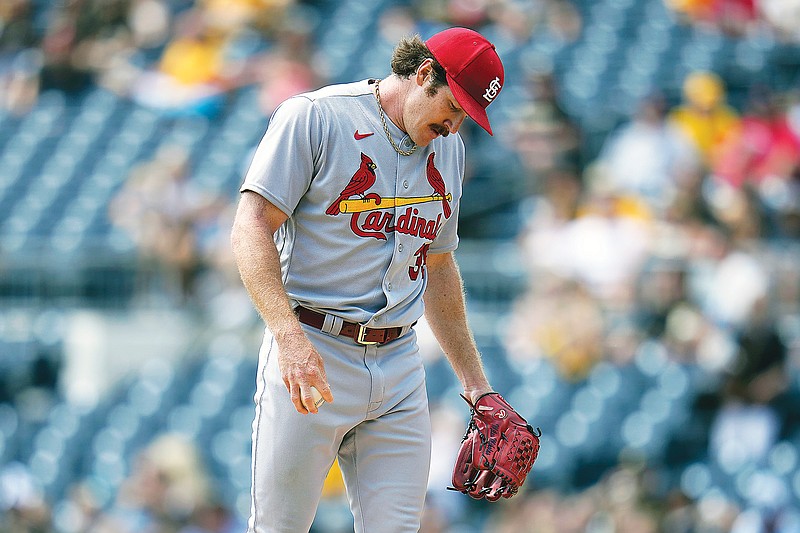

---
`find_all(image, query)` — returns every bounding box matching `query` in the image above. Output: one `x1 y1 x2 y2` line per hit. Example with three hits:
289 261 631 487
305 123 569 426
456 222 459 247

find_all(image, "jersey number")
408 243 431 281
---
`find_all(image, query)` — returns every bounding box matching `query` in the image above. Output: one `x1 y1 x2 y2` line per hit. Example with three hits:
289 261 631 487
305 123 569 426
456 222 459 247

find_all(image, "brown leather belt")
295 306 410 346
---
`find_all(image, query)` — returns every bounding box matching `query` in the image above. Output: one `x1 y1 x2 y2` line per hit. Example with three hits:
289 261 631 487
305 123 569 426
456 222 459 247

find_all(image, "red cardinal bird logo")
425 152 451 219
326 153 379 216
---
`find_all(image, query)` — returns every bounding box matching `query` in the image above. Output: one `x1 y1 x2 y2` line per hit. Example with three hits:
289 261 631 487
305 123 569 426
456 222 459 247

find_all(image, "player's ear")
415 59 434 87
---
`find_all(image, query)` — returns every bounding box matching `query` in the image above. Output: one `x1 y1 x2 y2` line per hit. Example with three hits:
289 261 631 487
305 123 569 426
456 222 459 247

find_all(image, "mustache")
432 124 449 137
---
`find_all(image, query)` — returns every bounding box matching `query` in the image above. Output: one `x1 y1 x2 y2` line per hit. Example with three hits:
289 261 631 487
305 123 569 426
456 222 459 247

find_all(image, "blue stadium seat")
680 461 714 500
0 404 19 458
531 433 576 489
586 361 622 399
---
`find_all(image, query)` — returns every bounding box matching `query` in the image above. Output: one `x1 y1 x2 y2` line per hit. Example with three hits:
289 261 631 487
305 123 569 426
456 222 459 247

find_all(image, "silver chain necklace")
374 80 417 156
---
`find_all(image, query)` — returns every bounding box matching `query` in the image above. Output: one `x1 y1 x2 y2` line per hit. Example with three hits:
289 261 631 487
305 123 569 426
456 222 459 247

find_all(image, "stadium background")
1 0 800 531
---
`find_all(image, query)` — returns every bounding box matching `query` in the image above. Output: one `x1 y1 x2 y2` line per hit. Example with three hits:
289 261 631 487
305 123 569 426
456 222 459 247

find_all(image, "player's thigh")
338 380 432 533
248 335 341 533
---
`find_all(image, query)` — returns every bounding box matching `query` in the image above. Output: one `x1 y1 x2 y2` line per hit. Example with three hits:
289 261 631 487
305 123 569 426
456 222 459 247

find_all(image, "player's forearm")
230 195 303 342
423 252 491 399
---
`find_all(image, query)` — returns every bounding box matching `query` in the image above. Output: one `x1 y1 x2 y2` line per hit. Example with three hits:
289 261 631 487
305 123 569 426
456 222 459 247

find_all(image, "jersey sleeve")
428 136 465 254
240 96 324 216
428 201 460 254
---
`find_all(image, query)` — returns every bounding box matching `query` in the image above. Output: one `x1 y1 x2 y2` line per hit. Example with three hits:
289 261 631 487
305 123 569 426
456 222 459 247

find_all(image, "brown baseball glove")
449 392 540 501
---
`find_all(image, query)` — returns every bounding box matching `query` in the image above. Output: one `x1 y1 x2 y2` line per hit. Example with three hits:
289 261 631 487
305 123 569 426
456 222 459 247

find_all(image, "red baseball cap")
426 27 504 136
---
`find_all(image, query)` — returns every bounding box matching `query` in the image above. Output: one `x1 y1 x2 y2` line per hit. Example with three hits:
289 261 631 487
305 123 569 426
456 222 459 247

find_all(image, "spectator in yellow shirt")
130 9 230 117
669 71 741 166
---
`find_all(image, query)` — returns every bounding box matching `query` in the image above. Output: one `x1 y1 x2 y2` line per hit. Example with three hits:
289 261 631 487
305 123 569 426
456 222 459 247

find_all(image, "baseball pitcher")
231 27 538 533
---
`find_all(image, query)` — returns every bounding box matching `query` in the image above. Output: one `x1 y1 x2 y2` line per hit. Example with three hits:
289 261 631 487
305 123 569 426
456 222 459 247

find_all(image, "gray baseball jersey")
241 79 465 327
242 79 466 533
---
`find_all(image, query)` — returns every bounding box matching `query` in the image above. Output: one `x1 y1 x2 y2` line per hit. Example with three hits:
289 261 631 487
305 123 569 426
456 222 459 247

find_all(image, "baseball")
310 386 325 408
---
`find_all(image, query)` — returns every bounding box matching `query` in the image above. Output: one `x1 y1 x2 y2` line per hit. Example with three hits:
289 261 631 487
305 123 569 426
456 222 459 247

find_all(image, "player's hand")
276 331 334 414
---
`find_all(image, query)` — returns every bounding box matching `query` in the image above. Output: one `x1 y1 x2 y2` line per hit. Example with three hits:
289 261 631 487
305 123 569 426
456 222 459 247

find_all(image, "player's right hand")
276 331 334 414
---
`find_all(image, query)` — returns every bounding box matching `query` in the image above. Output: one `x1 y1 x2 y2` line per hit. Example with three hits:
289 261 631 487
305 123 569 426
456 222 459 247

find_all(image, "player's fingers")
313 381 334 404
300 385 320 414
309 357 333 404
289 381 309 415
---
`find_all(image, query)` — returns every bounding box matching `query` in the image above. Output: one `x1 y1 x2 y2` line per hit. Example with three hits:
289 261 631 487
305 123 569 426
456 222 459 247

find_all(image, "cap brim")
447 73 493 136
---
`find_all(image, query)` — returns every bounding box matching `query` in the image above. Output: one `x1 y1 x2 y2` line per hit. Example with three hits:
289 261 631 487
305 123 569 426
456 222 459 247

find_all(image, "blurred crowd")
666 0 800 40
1 433 245 533
0 0 322 118
508 69 800 379
495 5 800 533
2 0 800 532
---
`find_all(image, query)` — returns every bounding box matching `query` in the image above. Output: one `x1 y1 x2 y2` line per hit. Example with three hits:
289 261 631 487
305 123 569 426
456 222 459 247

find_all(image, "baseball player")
231 27 506 533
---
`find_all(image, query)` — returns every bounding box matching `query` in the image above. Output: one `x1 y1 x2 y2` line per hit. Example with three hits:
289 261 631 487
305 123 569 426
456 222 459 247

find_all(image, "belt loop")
399 324 413 338
321 313 343 337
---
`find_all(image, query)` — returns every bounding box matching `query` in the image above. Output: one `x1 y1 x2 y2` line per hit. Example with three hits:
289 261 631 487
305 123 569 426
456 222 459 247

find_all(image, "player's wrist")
272 320 307 345
463 386 493 405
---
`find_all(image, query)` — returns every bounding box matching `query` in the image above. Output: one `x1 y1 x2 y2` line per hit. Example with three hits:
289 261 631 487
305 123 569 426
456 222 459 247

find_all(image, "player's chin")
411 134 433 148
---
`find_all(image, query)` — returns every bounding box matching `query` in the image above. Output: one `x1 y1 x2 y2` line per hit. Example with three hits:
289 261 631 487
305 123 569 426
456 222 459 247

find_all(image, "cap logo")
482 77 502 103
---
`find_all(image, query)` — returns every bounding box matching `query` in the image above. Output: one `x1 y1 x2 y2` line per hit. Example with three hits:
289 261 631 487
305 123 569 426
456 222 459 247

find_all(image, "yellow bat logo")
338 194 452 214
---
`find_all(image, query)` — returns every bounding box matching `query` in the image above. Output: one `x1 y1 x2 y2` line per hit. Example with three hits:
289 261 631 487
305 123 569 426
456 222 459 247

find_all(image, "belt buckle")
356 324 380 345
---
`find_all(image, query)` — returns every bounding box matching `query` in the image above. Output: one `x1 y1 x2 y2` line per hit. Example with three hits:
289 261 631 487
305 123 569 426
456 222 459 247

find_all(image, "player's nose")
446 113 466 134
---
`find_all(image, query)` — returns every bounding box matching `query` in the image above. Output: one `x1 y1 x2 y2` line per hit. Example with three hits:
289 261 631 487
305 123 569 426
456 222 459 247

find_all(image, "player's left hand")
449 392 540 501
